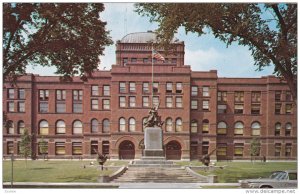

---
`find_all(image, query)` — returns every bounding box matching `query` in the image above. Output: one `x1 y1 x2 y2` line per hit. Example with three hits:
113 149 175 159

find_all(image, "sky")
26 2 275 78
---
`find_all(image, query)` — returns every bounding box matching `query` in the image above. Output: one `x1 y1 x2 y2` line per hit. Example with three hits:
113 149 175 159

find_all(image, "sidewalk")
3 182 240 189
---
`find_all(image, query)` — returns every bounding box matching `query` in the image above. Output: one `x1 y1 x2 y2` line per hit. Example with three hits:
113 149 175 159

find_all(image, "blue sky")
26 2 275 78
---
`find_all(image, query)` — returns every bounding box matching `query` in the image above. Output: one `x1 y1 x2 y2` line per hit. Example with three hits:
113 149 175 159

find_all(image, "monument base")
143 149 164 157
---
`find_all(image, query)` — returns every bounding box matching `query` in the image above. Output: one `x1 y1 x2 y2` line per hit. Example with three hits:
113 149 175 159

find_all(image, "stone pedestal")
143 127 164 157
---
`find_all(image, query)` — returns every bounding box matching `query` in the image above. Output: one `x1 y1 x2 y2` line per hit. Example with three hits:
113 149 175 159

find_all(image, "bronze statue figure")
94 149 109 170
143 103 164 128
201 148 216 166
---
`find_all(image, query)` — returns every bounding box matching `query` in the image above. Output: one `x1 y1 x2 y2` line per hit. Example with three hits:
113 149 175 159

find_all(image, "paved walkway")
118 182 203 189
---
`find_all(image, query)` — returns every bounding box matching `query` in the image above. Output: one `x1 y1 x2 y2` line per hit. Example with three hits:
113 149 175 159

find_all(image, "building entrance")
119 140 135 159
165 140 182 160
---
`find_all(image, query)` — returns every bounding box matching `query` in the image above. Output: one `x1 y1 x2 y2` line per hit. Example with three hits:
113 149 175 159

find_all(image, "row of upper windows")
7 89 25 99
190 120 292 136
119 82 185 94
122 57 177 65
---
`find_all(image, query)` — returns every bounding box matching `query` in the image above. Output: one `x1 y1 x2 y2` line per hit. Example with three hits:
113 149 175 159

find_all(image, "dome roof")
120 31 179 43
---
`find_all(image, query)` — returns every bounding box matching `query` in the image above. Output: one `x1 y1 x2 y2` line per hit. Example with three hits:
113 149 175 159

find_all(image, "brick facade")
3 32 297 160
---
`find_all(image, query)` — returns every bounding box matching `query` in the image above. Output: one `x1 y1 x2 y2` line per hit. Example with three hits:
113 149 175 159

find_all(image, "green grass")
175 161 297 183
3 160 128 183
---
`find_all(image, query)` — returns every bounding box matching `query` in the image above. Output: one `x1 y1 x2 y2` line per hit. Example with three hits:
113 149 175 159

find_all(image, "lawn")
3 160 128 183
175 161 297 183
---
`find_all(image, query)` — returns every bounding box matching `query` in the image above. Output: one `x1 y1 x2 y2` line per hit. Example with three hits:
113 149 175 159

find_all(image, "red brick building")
3 32 297 161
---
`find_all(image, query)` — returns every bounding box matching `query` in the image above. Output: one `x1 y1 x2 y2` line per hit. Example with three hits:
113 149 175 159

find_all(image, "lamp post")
11 153 14 188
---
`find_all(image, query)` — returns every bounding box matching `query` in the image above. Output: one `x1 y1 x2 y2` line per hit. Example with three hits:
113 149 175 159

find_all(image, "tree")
3 3 113 81
19 129 32 168
39 136 48 161
136 3 297 103
250 138 260 162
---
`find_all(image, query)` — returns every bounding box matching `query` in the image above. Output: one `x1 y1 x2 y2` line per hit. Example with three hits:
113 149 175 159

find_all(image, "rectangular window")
73 102 83 113
119 96 126 107
123 58 128 65
176 97 182 108
191 86 198 96
129 82 136 93
153 96 159 107
55 142 65 155
202 100 209 111
143 58 148 63
38 142 48 155
39 90 49 100
166 96 173 108
234 104 244 114
102 141 110 155
153 82 159 93
217 144 227 156
91 85 99 96
191 100 198 110
251 92 261 102
18 102 25 112
131 58 137 63
56 90 66 100
217 104 227 114
103 99 110 110
119 82 126 93
218 91 227 102
202 122 209 134
143 96 149 107
166 82 172 93
286 91 292 101
176 82 182 93
275 91 281 101
234 143 244 157
39 102 48 113
73 90 83 101
7 141 14 154
285 104 292 114
56 102 66 113
202 142 209 155
91 141 98 154
234 91 244 102
275 143 281 156
91 99 99 110
129 97 136 107
203 86 209 97
103 85 110 96
275 103 281 114
18 89 25 99
72 142 82 155
8 101 14 112
251 104 260 115
285 143 292 157
8 89 14 99
143 82 149 93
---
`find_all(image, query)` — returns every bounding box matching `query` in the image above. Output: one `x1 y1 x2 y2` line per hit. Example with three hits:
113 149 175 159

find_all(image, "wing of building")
3 31 297 161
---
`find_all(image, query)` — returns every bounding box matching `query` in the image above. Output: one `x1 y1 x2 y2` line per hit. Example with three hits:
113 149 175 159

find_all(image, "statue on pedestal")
94 149 109 171
143 104 164 128
201 148 216 166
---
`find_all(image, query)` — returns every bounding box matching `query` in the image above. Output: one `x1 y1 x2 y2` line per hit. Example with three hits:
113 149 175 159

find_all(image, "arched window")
73 120 83 134
175 118 183 132
91 119 98 133
7 120 14 134
39 120 49 135
234 122 244 136
191 120 198 133
166 118 173 132
285 123 292 136
275 123 281 136
103 119 110 133
119 118 126 132
18 121 25 134
251 122 261 136
129 118 136 132
217 122 227 135
202 119 209 134
56 120 66 134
